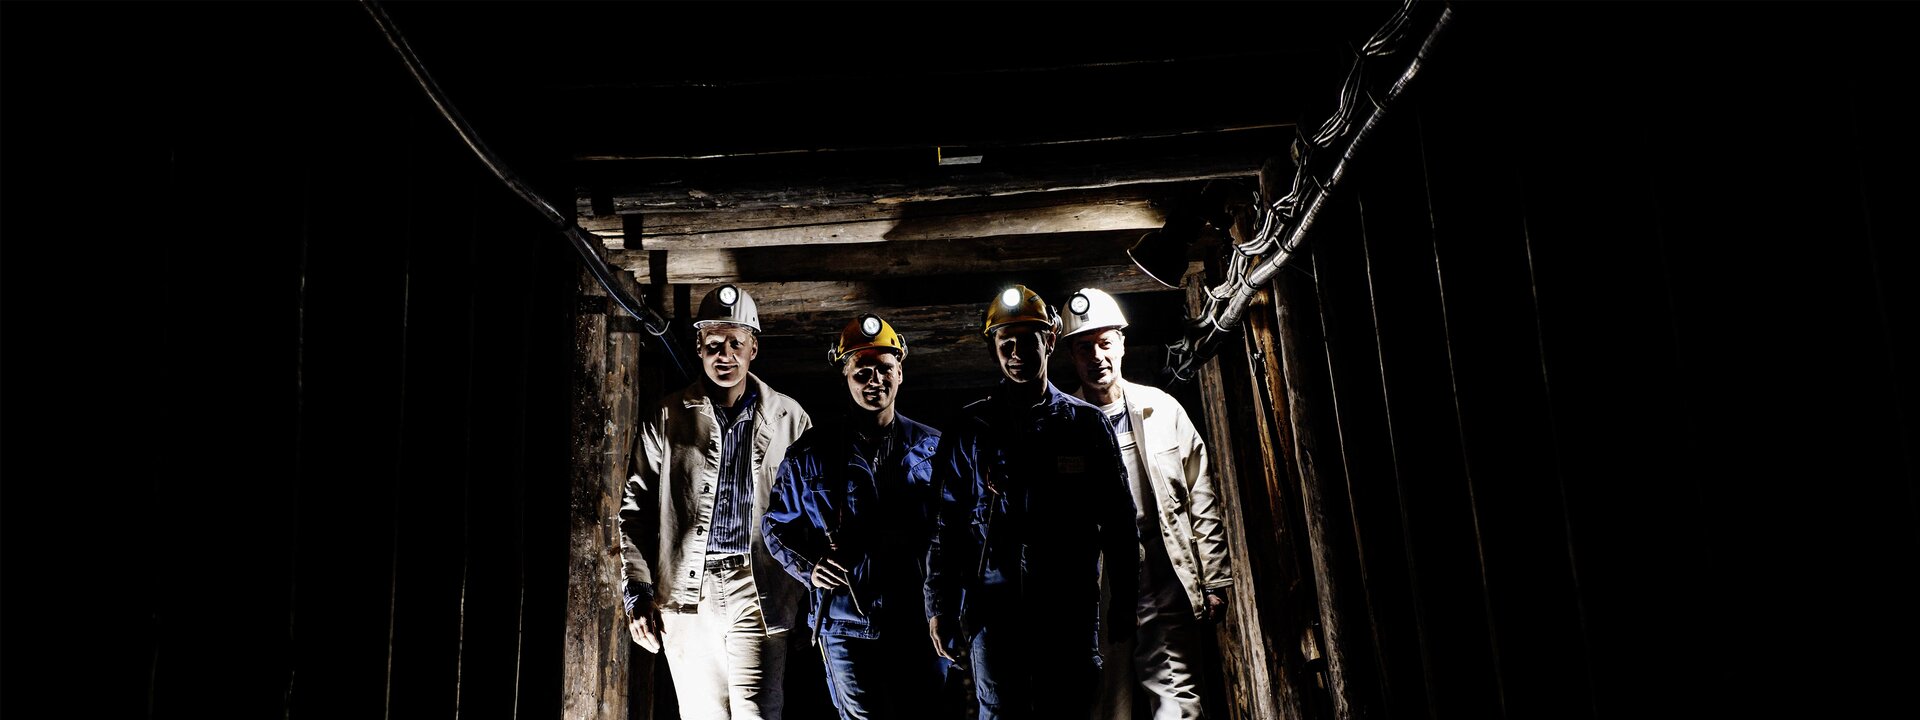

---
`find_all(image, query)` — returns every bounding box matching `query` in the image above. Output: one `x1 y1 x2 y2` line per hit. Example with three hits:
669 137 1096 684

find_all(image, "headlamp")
717 285 739 306
860 314 883 337
1068 292 1091 315
1000 287 1021 308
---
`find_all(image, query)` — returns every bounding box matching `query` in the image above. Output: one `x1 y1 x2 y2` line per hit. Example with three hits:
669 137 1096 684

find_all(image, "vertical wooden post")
1239 288 1333 720
1268 265 1381 720
615 270 664 720
609 303 658 720
566 267 635 720
1189 282 1308 720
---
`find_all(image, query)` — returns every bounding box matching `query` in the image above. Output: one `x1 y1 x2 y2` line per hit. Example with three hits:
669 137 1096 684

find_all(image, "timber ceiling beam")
573 125 1285 217
608 229 1194 285
583 183 1202 251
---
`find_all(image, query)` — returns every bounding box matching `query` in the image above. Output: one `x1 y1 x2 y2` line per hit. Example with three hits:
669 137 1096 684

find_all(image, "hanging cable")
359 0 693 384
1165 0 1451 386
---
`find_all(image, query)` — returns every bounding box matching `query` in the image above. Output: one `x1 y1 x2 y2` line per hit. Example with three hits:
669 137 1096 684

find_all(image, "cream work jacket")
1081 379 1232 619
621 373 812 632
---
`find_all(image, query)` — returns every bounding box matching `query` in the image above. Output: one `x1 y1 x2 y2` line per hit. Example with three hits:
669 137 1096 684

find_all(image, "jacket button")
689 571 697 578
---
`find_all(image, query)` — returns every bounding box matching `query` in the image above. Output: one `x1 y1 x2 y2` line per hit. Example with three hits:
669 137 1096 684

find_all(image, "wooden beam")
594 161 1256 215
573 126 1285 214
638 199 1162 250
609 229 1192 284
566 268 636 720
579 181 1217 250
759 302 973 337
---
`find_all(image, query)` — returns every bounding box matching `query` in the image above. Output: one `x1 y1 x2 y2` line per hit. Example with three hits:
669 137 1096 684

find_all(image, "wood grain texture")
565 271 633 720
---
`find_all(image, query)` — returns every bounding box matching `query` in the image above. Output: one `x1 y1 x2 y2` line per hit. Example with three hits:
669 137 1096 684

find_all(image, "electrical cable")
1167 0 1452 386
359 0 693 383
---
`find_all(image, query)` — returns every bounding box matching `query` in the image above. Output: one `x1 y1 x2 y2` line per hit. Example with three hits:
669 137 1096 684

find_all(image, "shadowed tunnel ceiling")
377 1 1394 395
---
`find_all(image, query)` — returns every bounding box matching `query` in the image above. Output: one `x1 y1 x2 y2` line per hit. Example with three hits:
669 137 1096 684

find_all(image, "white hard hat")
1059 287 1128 339
694 284 760 332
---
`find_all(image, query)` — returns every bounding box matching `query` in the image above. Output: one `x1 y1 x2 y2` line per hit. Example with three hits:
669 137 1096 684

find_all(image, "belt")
704 553 749 571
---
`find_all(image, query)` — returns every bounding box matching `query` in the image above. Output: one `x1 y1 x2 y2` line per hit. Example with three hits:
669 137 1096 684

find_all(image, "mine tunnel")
5 2 1913 719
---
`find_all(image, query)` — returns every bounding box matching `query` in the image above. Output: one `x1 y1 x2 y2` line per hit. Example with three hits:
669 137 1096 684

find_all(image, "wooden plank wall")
1252 4 1919 720
1191 283 1311 720
29 4 589 718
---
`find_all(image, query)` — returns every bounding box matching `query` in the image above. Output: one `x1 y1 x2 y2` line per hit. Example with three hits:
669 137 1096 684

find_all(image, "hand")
1203 588 1231 624
929 615 962 662
810 557 851 589
628 605 664 653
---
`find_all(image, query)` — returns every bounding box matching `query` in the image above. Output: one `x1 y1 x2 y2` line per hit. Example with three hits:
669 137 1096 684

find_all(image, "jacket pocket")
1152 445 1187 512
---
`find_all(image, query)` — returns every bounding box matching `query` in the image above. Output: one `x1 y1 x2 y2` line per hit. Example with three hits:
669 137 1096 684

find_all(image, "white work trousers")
1096 562 1208 720
660 555 789 720
1097 416 1208 720
1096 611 1208 720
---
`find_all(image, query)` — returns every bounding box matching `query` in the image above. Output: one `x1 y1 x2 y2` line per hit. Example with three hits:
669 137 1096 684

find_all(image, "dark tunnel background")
3 2 1914 718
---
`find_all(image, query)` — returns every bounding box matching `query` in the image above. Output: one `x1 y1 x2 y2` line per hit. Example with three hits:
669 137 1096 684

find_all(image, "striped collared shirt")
705 389 758 554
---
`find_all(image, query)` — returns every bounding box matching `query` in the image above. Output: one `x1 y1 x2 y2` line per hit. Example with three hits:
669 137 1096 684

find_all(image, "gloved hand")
1202 587 1231 624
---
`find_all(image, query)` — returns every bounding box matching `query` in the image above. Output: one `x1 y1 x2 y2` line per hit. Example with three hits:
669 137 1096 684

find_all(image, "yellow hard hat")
831 313 907 365
981 284 1057 336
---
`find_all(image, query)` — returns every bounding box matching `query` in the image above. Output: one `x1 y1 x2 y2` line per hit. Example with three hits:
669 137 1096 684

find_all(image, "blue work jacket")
763 414 942 639
922 381 1138 637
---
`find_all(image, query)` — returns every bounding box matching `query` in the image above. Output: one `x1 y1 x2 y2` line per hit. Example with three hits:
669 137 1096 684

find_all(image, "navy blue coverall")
923 380 1138 720
763 415 948 719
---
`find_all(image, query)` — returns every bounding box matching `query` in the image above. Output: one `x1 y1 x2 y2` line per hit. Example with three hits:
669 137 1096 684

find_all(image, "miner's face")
843 348 903 413
992 323 1055 384
698 324 757 389
1069 328 1126 392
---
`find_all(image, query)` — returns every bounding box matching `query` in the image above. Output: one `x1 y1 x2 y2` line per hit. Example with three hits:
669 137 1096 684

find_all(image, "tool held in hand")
812 530 839 645
952 460 1001 668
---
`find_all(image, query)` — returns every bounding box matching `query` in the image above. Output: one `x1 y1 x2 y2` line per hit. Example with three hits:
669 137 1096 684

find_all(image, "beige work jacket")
620 374 812 632
1083 379 1233 619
